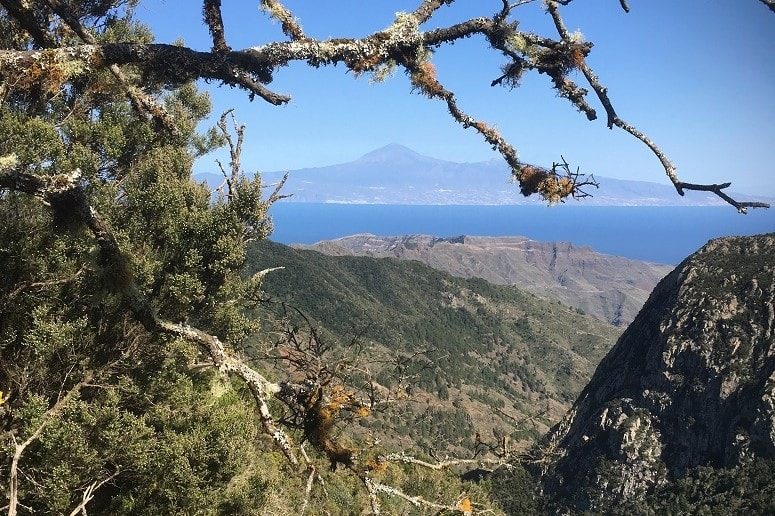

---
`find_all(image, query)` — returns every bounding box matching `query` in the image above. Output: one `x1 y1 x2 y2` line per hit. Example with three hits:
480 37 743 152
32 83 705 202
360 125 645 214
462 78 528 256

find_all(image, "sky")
138 1 775 196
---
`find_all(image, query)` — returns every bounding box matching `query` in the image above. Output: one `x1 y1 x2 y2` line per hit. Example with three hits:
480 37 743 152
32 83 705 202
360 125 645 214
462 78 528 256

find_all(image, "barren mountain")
299 234 672 327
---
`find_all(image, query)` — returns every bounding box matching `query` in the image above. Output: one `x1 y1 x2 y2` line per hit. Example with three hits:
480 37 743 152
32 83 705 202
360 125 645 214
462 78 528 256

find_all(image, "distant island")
196 143 771 207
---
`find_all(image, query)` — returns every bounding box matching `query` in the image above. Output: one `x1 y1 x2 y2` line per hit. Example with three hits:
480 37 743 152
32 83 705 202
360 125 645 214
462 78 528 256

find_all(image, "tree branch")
545 1 770 212
202 0 230 54
217 109 244 199
7 371 94 516
383 452 507 471
260 0 306 41
412 0 455 24
43 0 179 134
0 3 768 209
66 470 120 516
363 475 472 515
0 0 56 48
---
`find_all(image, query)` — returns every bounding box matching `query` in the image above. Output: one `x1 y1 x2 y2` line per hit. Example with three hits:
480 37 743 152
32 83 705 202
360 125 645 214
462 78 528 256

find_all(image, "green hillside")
247 240 621 452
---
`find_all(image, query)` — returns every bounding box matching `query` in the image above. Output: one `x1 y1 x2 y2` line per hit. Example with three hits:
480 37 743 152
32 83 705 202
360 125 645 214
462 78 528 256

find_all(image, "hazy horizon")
141 1 775 198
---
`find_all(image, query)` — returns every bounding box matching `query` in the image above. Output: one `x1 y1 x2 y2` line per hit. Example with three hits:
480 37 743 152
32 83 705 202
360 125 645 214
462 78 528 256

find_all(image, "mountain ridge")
246 239 621 453
540 232 775 512
196 143 773 206
297 233 673 327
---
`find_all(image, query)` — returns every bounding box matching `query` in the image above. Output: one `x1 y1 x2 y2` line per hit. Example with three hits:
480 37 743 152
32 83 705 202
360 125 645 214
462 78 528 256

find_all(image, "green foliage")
0 5 283 514
607 459 775 516
485 465 545 516
247 240 619 451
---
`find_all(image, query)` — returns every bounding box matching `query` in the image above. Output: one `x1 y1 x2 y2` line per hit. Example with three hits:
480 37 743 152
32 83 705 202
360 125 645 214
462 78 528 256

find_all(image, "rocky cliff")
299 234 672 327
540 233 775 511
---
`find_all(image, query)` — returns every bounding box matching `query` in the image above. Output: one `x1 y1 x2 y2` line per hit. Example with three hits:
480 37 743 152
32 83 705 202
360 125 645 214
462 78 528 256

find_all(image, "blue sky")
139 1 775 196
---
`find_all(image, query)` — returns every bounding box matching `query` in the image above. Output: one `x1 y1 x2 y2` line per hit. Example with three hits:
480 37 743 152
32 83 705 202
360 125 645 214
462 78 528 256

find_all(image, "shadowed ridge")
540 233 775 512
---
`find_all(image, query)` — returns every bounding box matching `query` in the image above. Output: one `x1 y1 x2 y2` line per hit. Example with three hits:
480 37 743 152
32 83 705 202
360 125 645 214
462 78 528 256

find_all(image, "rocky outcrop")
299 234 672 326
541 233 775 511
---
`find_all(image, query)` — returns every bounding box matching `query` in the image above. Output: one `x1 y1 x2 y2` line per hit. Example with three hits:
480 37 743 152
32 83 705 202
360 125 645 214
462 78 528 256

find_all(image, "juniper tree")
0 1 771 515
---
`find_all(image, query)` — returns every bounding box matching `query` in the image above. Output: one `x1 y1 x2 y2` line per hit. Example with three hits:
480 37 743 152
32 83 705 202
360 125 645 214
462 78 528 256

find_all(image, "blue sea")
268 204 775 265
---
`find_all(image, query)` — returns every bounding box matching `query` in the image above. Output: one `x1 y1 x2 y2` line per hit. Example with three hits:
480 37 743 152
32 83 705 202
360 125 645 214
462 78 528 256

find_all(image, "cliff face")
541 233 775 511
300 234 672 327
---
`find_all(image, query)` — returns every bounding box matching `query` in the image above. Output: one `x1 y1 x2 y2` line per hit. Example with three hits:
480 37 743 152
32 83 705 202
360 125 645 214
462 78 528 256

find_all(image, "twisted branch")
43 0 179 134
0 1 768 210
545 1 769 212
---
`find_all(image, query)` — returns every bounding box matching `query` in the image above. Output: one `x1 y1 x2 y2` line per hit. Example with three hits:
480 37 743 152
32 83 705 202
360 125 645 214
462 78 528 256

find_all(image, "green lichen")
506 33 528 53
0 153 18 171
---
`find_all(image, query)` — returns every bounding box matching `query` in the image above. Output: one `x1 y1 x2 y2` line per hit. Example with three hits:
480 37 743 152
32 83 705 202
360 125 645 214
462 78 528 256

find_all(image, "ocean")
268 204 775 265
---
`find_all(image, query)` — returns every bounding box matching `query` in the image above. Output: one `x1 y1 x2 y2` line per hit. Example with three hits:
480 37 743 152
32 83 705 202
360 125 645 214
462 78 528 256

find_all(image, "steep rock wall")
541 233 775 511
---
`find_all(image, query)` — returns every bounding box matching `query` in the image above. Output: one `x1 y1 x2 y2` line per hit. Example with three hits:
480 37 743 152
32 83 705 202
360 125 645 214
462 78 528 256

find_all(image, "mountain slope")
540 233 775 512
246 240 620 451
299 234 672 327
197 143 771 206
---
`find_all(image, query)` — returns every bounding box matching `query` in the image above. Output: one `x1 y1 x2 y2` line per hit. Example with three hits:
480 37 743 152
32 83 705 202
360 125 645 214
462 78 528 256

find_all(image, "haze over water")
269 204 775 265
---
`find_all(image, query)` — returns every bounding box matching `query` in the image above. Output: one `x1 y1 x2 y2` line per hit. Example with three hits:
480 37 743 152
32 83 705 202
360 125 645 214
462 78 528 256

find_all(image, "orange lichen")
518 165 550 197
410 61 444 98
472 121 500 146
540 175 576 203
517 166 576 202
304 385 363 470
2 49 94 95
365 457 388 474
571 47 586 68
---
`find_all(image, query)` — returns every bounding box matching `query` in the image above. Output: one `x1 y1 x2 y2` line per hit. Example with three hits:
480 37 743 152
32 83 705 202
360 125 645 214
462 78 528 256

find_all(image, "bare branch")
266 172 291 204
545 1 769 212
8 371 94 516
496 0 538 22
298 445 320 515
674 181 770 213
159 321 298 465
1 265 86 309
363 475 472 515
383 452 507 471
217 109 245 199
67 470 120 516
412 0 455 24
